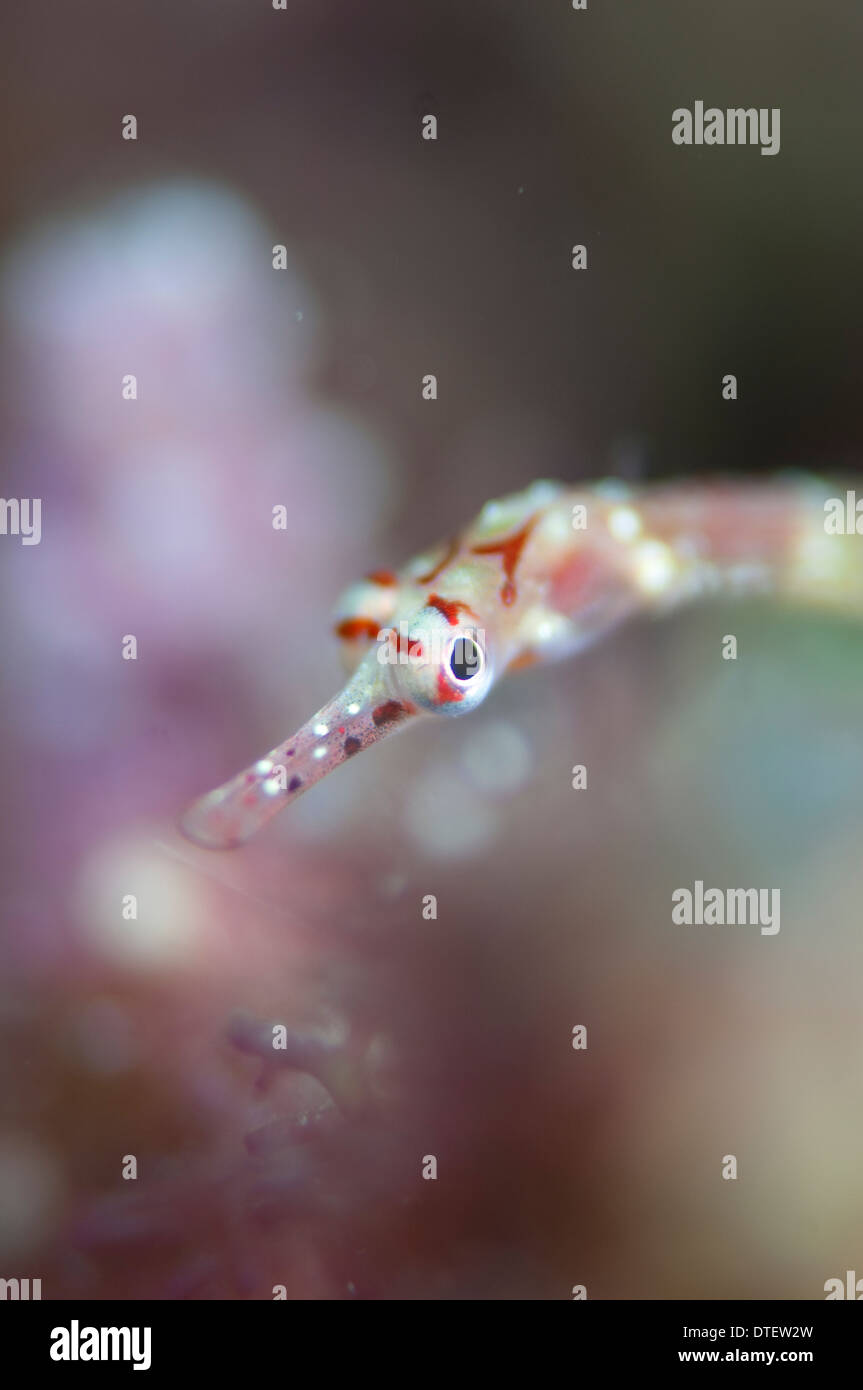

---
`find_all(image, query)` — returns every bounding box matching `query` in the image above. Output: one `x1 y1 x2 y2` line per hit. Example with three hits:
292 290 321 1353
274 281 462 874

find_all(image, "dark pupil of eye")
450 638 480 680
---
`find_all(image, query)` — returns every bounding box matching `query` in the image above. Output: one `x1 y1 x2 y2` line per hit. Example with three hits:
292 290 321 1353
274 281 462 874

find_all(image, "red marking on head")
416 536 459 585
383 627 424 659
470 518 536 606
335 617 381 641
427 593 475 626
372 699 410 727
365 569 397 586
436 669 464 704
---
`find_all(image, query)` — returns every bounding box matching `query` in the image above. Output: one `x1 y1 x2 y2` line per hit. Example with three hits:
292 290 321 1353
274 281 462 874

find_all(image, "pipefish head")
381 597 496 716
179 599 498 849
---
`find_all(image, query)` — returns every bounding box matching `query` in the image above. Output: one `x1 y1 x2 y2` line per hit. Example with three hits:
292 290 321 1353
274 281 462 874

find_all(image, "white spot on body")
525 479 564 506
536 507 574 548
518 605 575 656
607 505 642 543
474 485 544 542
633 538 676 595
477 500 505 529
313 723 329 736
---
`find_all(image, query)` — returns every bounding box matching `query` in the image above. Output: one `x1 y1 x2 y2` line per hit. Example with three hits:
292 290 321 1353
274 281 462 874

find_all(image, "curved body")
180 476 862 848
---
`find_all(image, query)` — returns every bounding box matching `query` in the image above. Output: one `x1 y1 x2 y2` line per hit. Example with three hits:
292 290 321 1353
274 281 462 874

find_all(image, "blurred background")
0 0 862 1299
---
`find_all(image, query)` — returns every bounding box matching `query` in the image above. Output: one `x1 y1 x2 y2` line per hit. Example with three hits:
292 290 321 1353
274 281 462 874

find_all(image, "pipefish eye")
389 607 495 715
449 634 482 681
